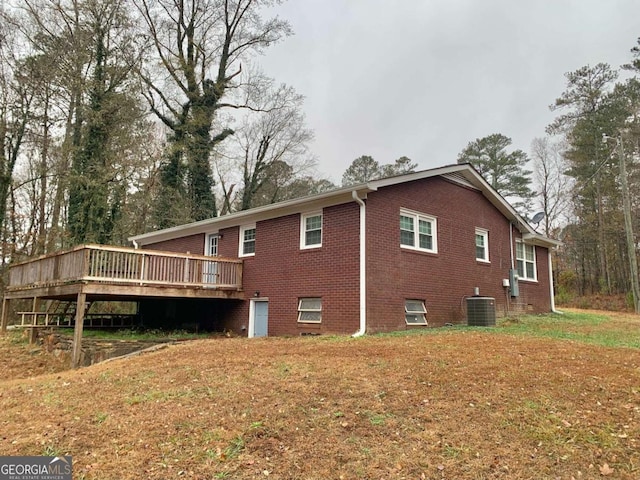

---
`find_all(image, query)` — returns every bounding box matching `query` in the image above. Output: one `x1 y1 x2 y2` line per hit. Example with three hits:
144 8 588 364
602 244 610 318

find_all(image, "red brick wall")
141 206 362 336
144 233 205 255
138 176 552 336
222 204 361 336
513 245 550 314
365 177 552 331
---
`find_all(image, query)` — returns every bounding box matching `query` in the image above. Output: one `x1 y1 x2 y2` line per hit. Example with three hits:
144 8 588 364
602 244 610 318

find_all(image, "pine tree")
457 133 534 212
341 156 381 186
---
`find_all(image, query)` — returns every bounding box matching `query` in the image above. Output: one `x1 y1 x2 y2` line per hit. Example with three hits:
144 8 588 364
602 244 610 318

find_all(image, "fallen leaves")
1 323 640 479
599 463 615 476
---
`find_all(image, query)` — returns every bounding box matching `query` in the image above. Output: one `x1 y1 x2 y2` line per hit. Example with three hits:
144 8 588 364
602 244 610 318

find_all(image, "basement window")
298 297 322 323
405 300 427 325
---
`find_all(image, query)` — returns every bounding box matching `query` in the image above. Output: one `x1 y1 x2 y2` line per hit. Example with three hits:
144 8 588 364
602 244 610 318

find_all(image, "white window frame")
300 212 323 249
516 240 537 281
206 233 219 257
239 225 256 257
405 299 428 325
297 297 322 323
475 228 489 263
400 209 437 254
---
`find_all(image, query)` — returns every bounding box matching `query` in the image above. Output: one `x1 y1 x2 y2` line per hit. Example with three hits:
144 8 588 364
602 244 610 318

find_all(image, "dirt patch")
0 330 68 381
0 319 639 479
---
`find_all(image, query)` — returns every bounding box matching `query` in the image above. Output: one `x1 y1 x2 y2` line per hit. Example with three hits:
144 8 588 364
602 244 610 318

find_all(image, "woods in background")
0 0 324 265
1 1 640 305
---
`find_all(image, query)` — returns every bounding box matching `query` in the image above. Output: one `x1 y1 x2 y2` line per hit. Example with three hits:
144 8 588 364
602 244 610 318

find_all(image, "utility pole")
616 135 640 314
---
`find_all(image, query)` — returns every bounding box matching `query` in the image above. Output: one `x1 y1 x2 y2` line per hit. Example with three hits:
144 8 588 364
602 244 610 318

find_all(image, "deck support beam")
71 291 86 368
1 298 9 335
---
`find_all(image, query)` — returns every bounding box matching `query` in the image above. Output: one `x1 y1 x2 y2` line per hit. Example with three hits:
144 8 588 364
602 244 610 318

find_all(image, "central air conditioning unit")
466 295 496 327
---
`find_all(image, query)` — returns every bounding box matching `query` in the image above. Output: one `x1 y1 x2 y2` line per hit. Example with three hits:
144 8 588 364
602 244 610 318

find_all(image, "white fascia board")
522 233 563 248
370 163 562 249
457 168 534 233
369 163 535 233
130 162 561 249
453 166 546 240
366 163 471 189
129 185 375 246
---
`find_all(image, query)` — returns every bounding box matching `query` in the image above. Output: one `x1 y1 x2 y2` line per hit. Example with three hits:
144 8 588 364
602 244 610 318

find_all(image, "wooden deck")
1 245 245 367
3 244 244 300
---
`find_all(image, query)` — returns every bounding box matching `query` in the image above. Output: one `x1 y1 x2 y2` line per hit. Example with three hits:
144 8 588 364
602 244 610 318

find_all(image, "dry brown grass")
0 312 639 479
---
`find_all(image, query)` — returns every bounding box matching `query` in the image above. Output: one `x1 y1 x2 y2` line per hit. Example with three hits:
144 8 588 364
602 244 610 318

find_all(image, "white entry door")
203 234 218 285
251 300 268 337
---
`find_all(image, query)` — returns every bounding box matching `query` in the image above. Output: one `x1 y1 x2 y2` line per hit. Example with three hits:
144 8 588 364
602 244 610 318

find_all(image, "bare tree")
135 0 292 224
15 0 93 250
233 86 315 210
0 0 161 259
530 137 572 236
0 16 34 257
65 0 146 245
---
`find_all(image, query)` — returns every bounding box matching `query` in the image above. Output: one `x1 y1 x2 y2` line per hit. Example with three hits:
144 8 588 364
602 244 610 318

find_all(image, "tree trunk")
595 178 610 294
34 89 51 255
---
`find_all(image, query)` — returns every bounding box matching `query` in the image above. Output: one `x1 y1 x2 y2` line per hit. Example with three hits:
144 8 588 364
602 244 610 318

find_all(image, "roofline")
522 232 563 248
130 163 560 249
129 183 377 246
367 163 559 246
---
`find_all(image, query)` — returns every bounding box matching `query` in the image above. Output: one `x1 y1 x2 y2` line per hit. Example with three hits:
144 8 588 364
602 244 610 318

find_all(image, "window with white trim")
301 212 322 249
516 241 536 281
405 300 427 325
206 234 219 257
400 209 437 253
298 297 322 323
239 225 256 257
475 228 489 262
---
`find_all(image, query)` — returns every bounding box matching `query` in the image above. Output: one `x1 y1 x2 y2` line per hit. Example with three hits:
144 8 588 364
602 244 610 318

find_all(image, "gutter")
351 190 367 337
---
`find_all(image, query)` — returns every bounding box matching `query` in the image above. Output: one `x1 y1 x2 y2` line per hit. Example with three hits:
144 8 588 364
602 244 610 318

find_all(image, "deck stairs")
16 300 92 327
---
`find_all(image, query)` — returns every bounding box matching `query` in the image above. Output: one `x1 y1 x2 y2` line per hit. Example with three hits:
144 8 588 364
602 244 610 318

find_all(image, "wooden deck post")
1 298 9 335
32 297 41 324
183 256 190 283
28 327 39 344
71 292 87 368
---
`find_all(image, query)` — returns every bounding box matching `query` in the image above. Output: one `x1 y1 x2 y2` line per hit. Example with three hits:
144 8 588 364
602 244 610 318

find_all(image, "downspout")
509 222 514 270
352 190 367 337
548 248 562 314
132 240 139 249
507 222 514 314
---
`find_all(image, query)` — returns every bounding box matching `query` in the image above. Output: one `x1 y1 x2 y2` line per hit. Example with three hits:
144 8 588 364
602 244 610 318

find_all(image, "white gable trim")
129 163 559 249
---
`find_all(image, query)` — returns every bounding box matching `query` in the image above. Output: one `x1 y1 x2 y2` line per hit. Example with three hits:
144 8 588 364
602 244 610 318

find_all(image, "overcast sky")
259 0 640 184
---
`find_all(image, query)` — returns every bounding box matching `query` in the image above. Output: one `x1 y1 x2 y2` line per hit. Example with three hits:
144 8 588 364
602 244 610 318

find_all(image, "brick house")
130 163 560 337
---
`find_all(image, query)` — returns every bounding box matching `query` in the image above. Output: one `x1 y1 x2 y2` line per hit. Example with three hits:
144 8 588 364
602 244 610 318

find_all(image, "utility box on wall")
509 269 519 297
466 296 496 326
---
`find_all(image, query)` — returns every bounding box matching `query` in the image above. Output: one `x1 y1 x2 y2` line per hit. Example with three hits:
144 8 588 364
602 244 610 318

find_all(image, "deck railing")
7 244 243 291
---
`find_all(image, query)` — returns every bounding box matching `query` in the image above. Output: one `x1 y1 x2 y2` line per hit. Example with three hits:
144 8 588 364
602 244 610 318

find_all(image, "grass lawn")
0 309 638 479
